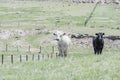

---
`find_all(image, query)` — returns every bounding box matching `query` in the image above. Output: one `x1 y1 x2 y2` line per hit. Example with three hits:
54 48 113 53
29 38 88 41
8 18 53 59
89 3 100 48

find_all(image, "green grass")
0 1 119 33
0 47 120 80
0 0 120 80
0 2 119 35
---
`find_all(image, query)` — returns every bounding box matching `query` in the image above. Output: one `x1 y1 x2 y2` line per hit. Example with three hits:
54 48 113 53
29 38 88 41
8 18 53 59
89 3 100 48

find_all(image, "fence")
1 53 58 64
0 43 89 64
0 43 56 53
0 44 58 64
0 45 58 64
0 42 119 64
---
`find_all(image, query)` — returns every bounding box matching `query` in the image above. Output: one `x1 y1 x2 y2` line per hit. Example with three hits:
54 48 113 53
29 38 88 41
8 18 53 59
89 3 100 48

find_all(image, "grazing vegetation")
0 0 120 80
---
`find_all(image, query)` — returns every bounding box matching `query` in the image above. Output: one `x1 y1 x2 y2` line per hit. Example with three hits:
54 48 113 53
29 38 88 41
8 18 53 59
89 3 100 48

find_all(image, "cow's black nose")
55 39 59 41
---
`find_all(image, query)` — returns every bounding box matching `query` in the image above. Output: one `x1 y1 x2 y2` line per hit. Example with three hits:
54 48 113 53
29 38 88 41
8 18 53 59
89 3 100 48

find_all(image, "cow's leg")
98 49 102 55
58 47 62 57
99 48 103 54
96 49 99 55
64 49 68 57
60 49 64 57
94 48 97 54
98 50 100 55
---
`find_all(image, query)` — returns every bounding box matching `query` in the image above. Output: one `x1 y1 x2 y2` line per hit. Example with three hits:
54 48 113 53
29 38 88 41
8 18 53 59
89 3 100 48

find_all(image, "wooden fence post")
11 55 13 64
42 54 44 59
51 53 53 58
32 54 34 61
20 55 22 62
2 54 4 64
6 44 8 52
26 55 28 61
39 46 41 53
52 46 54 54
17 45 19 52
38 54 40 61
51 46 54 58
29 45 31 53
56 53 58 57
48 54 49 58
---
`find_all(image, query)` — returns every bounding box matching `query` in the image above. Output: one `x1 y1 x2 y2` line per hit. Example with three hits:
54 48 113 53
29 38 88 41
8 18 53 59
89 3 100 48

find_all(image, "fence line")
0 43 119 55
0 45 59 64
0 42 100 54
0 44 58 54
1 53 57 64
1 45 119 64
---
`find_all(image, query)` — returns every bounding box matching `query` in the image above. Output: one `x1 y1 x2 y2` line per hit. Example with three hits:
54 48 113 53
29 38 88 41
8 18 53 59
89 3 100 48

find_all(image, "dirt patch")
0 29 120 49
0 29 30 39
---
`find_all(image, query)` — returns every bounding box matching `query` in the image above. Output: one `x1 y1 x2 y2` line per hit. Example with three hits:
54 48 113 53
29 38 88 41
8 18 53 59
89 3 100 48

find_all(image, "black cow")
93 33 105 54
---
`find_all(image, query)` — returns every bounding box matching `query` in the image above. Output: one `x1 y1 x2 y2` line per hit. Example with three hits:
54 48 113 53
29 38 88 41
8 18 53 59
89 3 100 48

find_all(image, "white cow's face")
53 31 66 41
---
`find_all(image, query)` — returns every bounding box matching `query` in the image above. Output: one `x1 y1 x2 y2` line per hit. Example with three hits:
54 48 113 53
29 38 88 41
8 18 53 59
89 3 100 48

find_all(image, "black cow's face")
95 33 105 40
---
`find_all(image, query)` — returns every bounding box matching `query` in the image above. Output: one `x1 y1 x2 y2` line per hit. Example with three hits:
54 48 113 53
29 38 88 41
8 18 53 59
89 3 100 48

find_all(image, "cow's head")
53 31 66 41
95 32 105 40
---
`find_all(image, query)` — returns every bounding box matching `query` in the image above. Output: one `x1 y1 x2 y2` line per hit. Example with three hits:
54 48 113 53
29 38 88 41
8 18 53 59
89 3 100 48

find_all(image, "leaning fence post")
2 54 4 64
84 1 99 27
11 55 13 64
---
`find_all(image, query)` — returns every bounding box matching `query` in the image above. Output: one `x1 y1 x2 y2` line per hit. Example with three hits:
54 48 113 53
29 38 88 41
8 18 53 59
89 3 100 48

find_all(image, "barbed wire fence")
0 42 91 64
0 41 119 64
0 44 58 64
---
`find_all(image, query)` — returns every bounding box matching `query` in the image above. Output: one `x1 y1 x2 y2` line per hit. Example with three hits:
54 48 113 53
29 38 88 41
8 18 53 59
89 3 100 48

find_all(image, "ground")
0 0 120 80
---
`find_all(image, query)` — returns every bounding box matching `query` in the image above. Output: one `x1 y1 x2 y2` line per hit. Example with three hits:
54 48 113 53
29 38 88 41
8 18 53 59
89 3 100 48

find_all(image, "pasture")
0 0 120 80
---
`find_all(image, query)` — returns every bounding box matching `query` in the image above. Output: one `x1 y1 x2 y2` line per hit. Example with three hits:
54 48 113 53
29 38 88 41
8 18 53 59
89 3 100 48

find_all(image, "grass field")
0 0 120 80
0 1 120 34
0 47 120 80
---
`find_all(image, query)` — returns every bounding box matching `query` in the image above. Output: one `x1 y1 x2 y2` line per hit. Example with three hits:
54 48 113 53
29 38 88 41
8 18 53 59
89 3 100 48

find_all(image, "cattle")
93 32 105 54
53 31 71 57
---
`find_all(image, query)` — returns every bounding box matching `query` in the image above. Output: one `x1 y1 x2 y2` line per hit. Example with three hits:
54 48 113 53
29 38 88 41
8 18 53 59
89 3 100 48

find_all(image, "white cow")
53 31 71 57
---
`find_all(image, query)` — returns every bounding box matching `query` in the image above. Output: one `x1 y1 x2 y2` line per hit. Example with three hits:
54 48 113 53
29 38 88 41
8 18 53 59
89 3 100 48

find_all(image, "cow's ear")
103 33 105 35
63 33 66 36
95 33 98 35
